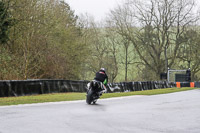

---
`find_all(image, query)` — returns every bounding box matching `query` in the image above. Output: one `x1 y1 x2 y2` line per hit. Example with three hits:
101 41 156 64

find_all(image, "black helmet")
100 68 106 73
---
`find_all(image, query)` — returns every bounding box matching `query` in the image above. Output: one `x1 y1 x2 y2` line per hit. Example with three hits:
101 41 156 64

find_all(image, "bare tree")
108 0 199 80
107 4 136 81
79 14 121 82
104 26 119 82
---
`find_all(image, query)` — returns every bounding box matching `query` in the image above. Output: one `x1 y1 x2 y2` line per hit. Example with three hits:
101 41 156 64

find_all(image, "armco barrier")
0 80 177 97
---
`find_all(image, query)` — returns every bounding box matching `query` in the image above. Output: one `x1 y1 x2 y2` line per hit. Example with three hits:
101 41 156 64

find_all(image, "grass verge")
0 87 199 106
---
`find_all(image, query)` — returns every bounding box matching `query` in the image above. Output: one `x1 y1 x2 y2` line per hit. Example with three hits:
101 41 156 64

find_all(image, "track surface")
0 89 200 133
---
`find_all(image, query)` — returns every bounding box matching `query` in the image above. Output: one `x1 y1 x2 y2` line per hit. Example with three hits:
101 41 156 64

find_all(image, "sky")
65 0 123 21
65 0 200 22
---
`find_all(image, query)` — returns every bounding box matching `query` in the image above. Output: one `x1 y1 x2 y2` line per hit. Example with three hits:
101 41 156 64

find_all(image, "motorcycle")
86 80 106 104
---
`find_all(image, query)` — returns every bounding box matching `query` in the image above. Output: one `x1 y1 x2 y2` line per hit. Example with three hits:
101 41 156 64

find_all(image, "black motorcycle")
86 80 106 104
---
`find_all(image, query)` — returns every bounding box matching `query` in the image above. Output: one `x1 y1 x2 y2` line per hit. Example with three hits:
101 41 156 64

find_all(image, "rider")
94 68 108 90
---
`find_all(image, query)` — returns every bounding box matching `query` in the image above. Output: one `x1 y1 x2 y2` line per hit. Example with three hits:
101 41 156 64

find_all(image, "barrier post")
176 82 181 88
190 82 195 88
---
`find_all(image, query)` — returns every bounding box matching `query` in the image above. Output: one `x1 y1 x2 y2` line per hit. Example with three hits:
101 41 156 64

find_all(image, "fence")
0 79 177 97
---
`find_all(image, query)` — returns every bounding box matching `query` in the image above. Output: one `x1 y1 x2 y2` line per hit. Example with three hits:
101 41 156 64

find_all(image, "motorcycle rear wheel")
86 89 94 104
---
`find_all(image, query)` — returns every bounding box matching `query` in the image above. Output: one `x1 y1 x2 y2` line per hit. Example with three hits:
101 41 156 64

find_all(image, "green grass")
0 87 199 106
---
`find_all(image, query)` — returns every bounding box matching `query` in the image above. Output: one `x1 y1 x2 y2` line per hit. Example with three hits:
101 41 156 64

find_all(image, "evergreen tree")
0 1 12 44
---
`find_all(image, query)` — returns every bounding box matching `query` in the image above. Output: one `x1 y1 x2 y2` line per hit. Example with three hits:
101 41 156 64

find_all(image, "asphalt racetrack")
0 89 200 133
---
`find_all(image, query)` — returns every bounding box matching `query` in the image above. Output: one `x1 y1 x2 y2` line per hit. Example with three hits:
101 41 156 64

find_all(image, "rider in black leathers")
94 68 108 86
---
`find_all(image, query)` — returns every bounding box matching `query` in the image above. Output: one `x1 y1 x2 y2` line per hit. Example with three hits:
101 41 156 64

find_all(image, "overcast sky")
65 0 123 21
65 0 200 22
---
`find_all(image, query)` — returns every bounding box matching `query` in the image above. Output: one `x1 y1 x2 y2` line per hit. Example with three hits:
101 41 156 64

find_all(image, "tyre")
86 89 94 104
93 99 97 104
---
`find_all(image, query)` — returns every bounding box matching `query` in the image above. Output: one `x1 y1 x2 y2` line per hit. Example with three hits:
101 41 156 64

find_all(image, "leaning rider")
94 68 108 89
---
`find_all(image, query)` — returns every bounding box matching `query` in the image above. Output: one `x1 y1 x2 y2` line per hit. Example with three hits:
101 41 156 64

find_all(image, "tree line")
0 0 88 80
0 0 200 82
